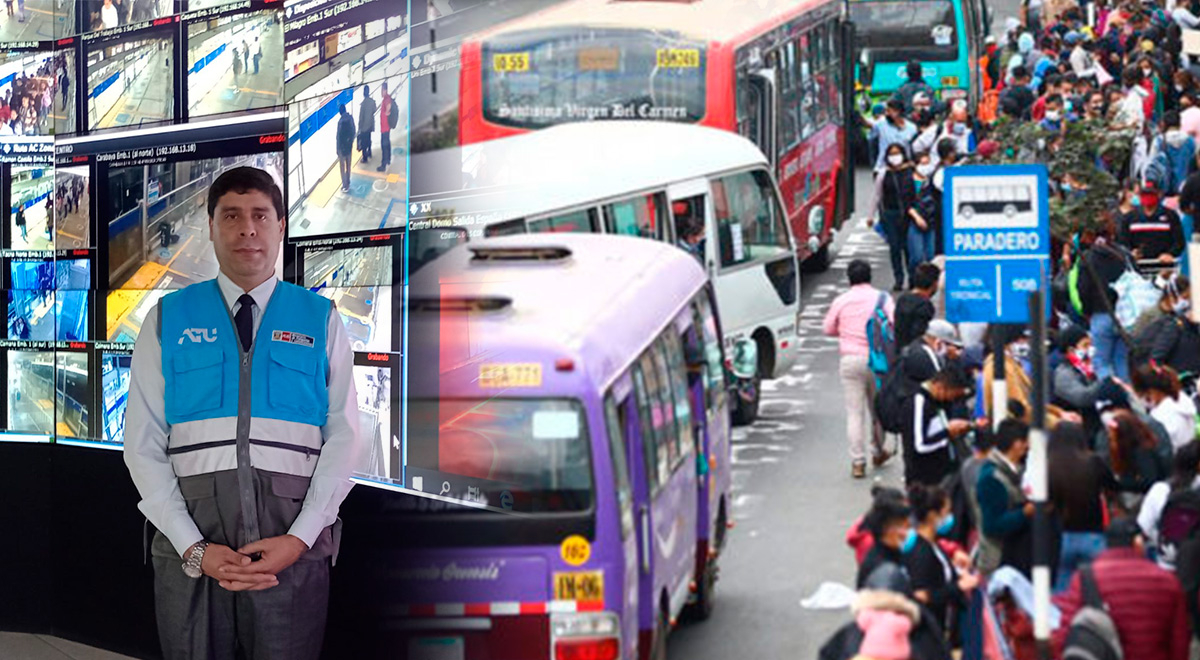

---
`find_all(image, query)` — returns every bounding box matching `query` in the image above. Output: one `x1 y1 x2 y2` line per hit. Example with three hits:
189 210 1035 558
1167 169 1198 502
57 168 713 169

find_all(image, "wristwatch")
182 541 209 579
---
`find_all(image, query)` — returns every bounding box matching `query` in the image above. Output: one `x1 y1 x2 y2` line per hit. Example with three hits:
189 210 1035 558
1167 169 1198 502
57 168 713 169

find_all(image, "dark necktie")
234 294 255 352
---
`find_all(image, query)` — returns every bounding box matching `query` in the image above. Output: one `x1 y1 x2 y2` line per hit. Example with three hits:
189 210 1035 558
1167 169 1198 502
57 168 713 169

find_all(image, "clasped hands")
197 535 309 591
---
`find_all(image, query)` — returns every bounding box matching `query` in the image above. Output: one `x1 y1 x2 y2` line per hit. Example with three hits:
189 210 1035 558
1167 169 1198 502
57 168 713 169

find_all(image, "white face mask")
887 154 905 167
916 162 936 177
1046 110 1062 121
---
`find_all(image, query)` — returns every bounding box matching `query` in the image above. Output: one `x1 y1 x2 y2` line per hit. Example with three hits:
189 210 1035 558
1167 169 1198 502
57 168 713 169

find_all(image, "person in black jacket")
876 142 919 291
901 360 974 488
817 588 951 660
1000 66 1036 120
1077 232 1134 381
1151 282 1200 376
1117 180 1186 264
857 496 914 590
894 262 940 349
335 104 355 193
904 483 979 639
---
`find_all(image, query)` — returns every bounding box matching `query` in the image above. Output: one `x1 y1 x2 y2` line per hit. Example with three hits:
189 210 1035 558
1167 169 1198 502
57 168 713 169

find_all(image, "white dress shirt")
124 272 362 557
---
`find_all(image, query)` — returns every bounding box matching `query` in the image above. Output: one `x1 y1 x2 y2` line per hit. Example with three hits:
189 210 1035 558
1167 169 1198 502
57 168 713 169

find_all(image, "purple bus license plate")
409 636 465 660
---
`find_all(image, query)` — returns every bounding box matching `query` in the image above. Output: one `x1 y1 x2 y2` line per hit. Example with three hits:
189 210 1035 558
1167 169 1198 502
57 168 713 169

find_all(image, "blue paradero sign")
942 164 1051 324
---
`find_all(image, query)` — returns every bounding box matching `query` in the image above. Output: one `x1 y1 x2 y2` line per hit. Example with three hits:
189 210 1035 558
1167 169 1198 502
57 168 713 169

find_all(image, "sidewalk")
0 633 136 660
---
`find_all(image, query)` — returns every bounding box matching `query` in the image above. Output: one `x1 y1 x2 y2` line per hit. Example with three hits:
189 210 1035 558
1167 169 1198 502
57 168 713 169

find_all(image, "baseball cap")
926 319 963 347
1065 31 1083 45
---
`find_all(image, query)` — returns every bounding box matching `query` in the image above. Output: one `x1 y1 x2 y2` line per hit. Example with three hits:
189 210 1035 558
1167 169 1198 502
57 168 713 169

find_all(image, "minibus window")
661 331 694 466
631 364 660 493
712 170 790 267
648 340 680 476
604 395 635 540
604 192 665 240
527 208 598 234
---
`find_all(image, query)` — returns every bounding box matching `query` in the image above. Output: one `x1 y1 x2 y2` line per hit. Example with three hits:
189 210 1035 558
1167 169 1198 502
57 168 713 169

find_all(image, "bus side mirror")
729 338 758 380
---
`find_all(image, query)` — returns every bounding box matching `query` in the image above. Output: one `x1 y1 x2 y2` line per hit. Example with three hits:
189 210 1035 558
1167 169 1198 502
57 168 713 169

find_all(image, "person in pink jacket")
824 259 896 478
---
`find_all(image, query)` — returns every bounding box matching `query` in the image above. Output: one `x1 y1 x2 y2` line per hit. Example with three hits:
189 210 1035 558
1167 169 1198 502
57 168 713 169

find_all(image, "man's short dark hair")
1164 109 1182 129
911 263 940 290
207 167 285 221
936 137 958 162
847 259 872 285
995 418 1030 452
907 60 924 82
1012 65 1030 81
1045 93 1064 107
886 97 905 112
1105 517 1141 548
1045 73 1063 89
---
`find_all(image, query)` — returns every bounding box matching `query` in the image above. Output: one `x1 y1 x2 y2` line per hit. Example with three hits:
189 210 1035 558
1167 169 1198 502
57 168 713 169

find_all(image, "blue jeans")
1182 213 1193 278
1056 531 1106 593
1089 312 1129 381
880 209 906 288
906 224 936 278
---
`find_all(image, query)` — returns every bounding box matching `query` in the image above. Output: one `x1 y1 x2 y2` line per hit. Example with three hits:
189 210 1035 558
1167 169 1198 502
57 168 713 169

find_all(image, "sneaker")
872 448 894 468
851 462 866 479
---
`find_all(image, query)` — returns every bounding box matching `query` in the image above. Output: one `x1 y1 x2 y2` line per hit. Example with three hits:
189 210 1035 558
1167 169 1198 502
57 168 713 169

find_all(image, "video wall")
0 0 409 472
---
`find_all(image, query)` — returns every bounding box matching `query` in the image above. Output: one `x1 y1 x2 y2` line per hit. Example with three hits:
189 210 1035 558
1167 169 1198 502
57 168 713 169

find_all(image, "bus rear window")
409 399 594 513
482 28 707 129
850 0 959 62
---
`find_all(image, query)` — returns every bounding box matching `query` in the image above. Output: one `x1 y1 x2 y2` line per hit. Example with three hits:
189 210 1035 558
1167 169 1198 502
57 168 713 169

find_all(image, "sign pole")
1028 275 1051 660
992 327 1007 430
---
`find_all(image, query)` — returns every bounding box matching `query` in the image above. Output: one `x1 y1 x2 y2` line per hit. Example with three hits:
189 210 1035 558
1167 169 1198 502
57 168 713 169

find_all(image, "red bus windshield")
481 28 707 129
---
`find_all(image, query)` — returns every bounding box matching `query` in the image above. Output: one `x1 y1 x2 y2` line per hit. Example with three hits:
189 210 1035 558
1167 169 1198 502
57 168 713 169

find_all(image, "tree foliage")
981 116 1135 241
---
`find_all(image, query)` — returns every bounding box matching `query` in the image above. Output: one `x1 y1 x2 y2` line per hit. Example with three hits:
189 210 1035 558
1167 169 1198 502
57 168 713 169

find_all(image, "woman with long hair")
1105 409 1171 511
1048 422 1117 591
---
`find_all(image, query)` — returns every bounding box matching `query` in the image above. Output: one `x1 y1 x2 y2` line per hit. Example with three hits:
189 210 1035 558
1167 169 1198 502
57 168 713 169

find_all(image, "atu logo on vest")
178 328 219 344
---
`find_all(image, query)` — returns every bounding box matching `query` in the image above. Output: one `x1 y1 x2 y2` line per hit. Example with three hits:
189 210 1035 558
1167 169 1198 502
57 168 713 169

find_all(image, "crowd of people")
822 1 1200 657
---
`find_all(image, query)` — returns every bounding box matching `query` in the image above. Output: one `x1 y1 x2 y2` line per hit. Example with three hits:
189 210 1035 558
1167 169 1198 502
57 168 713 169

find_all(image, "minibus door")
667 178 713 277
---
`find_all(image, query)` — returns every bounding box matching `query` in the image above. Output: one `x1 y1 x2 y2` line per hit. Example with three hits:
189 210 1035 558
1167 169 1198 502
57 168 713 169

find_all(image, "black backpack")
387 95 399 128
874 364 915 433
1158 487 1200 593
1062 565 1123 660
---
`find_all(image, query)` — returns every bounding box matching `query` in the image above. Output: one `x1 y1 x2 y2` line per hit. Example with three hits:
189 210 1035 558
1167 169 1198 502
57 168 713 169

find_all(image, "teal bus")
850 0 990 115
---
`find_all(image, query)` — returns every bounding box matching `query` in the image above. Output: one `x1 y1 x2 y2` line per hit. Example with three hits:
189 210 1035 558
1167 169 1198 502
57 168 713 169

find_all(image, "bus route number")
656 48 700 69
492 52 530 73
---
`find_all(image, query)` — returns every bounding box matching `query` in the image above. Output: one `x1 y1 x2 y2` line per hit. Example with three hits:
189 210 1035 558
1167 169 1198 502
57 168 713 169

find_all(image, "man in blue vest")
124 166 363 659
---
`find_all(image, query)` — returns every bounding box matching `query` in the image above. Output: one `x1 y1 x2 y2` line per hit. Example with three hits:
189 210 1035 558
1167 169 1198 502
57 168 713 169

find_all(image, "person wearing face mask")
856 498 915 590
939 102 974 158
873 98 917 173
1150 279 1200 376
907 155 938 276
1001 66 1037 120
1047 422 1117 592
874 141 918 290
900 361 975 488
1052 325 1111 436
903 484 979 639
1082 90 1107 122
983 324 1074 427
1145 111 1197 197
1039 93 1067 133
1119 179 1184 264
977 419 1037 576
1132 362 1197 451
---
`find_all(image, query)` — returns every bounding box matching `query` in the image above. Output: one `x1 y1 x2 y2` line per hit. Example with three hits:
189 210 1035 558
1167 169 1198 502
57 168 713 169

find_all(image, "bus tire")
803 241 832 273
650 602 670 660
686 553 718 622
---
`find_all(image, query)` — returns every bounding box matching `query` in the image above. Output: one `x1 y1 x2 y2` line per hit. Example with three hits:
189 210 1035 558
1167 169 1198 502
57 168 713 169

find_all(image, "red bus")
458 0 856 270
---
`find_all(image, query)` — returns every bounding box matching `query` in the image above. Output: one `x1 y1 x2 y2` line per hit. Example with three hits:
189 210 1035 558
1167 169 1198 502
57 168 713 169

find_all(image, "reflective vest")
159 279 331 480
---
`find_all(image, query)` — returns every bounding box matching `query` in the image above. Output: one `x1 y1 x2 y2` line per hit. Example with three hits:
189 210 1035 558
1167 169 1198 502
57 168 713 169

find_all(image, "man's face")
886 105 902 122
208 189 284 286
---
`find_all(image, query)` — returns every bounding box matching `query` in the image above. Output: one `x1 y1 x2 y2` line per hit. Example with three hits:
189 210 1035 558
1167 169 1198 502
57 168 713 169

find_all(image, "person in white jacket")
1132 362 1198 451
1138 440 1200 569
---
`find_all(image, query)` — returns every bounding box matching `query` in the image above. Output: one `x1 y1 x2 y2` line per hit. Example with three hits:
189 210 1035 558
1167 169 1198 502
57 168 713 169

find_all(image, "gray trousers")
151 468 338 660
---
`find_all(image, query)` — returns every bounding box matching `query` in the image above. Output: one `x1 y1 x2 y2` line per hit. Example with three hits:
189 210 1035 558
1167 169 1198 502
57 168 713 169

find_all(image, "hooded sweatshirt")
1149 394 1198 450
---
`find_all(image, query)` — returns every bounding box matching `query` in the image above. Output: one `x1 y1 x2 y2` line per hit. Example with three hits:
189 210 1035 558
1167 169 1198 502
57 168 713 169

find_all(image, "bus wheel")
803 241 832 273
650 605 670 660
686 554 719 622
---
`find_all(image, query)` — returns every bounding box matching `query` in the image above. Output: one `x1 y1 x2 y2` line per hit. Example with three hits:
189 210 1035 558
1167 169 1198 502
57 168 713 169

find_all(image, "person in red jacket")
1051 518 1189 660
